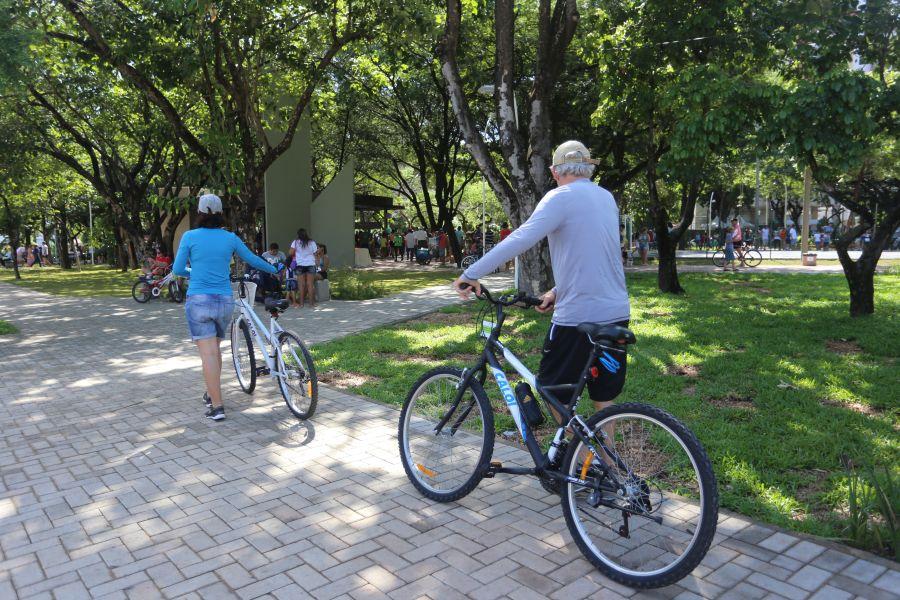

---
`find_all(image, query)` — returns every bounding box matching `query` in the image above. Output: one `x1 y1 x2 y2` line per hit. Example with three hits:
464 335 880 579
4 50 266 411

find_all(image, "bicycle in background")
132 269 185 303
712 244 762 268
398 286 718 589
230 275 318 420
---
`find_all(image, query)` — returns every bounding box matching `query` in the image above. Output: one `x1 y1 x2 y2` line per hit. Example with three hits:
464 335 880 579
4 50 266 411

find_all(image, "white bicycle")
229 274 318 419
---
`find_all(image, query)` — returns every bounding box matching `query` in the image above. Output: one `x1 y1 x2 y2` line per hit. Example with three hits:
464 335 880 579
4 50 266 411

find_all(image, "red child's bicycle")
132 268 185 303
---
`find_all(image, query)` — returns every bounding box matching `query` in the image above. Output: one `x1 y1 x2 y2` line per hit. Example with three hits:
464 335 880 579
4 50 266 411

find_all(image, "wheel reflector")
416 463 437 478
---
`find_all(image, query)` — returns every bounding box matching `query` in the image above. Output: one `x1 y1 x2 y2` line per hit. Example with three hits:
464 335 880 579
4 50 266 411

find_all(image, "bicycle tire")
461 255 477 269
560 403 718 589
399 367 493 502
743 249 762 267
168 281 184 303
231 318 256 393
132 280 151 303
276 330 318 419
711 250 725 268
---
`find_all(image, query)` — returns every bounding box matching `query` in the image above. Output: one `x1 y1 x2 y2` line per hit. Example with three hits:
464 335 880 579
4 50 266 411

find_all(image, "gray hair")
553 162 595 179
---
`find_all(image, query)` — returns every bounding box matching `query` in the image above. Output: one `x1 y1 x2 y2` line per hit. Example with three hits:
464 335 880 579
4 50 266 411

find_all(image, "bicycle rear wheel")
132 280 151 303
276 331 318 419
399 367 493 502
743 249 762 267
231 318 256 393
711 250 725 268
560 403 718 589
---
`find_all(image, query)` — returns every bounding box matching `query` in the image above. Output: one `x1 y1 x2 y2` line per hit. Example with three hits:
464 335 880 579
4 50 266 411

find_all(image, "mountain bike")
398 286 718 589
230 274 318 419
712 244 762 268
132 269 185 303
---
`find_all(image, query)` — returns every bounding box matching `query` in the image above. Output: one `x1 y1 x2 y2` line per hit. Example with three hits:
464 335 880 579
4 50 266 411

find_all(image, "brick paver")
0 280 897 599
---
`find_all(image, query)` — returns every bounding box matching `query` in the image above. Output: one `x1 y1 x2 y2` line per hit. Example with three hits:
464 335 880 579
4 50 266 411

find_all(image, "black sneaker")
202 392 212 408
205 406 225 421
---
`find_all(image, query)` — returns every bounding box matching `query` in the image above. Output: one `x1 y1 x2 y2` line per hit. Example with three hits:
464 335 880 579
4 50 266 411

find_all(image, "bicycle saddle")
264 297 290 312
576 323 636 345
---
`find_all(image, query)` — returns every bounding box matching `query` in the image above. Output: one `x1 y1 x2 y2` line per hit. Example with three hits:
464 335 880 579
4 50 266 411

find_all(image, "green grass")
0 265 139 297
329 267 458 299
311 272 900 550
0 320 17 335
0 264 458 299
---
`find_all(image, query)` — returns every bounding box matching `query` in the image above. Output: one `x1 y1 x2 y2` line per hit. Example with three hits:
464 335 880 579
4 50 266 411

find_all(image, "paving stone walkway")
0 281 896 600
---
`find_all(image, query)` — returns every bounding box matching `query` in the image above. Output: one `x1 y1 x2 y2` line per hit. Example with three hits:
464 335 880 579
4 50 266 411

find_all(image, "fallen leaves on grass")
707 393 755 409
646 311 672 318
417 311 471 325
777 380 798 390
826 339 863 355
819 398 885 418
318 371 377 388
666 364 701 378
373 352 434 365
682 385 697 396
791 468 832 521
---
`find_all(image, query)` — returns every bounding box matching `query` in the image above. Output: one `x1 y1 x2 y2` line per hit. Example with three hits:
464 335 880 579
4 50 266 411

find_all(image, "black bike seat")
264 297 290 312
576 323 636 345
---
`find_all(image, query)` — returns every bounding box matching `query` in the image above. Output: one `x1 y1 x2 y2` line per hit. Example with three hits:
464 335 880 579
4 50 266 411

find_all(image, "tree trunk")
655 227 683 294
518 243 554 295
56 203 73 270
846 265 875 316
835 221 893 317
112 226 128 271
2 197 21 280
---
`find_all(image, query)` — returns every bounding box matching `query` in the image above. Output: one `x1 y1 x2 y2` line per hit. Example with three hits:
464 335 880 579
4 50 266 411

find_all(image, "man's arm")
462 196 564 281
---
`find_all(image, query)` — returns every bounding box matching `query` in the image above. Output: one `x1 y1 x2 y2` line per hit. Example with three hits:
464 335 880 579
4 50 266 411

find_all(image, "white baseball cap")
197 193 223 214
552 140 599 167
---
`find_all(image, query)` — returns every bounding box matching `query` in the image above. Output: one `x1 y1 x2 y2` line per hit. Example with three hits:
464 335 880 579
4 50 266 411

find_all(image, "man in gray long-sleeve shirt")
454 141 631 449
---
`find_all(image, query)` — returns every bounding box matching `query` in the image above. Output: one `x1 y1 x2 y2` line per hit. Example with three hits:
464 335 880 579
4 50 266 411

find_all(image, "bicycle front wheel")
711 250 725 267
743 249 762 267
560 403 718 589
231 318 256 393
276 331 318 419
132 280 151 303
168 281 184 303
399 367 493 502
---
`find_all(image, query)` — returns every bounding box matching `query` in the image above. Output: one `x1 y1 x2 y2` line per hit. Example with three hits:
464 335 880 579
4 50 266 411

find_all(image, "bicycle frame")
233 284 287 379
443 298 621 488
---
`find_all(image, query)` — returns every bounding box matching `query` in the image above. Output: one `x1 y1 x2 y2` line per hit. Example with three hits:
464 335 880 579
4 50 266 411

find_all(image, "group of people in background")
260 229 329 309
355 222 513 267
12 242 52 267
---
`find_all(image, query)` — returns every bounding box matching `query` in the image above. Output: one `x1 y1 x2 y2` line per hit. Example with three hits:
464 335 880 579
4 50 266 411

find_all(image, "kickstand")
618 510 630 538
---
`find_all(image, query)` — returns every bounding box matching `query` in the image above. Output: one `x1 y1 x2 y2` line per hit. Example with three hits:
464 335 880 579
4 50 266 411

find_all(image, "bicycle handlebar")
460 283 542 308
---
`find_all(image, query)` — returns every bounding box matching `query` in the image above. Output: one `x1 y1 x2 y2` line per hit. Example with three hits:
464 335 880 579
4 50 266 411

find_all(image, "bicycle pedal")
484 461 503 478
255 366 270 376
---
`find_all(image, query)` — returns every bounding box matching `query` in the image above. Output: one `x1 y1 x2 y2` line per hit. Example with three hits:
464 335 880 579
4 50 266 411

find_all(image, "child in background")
723 226 737 272
285 262 299 307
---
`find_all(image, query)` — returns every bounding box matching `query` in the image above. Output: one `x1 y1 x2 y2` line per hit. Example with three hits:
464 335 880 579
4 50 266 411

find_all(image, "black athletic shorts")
538 321 629 404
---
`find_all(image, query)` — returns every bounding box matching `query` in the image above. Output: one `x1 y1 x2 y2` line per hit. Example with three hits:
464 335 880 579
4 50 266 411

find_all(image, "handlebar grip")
519 294 543 307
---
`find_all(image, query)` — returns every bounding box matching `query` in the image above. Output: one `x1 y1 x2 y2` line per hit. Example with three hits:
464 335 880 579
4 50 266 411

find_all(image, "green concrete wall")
311 158 355 268
264 121 312 251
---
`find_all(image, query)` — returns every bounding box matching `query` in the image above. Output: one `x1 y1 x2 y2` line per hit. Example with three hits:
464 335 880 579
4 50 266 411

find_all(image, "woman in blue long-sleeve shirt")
173 194 281 421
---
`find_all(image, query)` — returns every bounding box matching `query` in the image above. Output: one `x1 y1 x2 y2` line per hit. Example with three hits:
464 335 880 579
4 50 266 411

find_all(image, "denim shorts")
185 294 233 341
296 265 316 275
